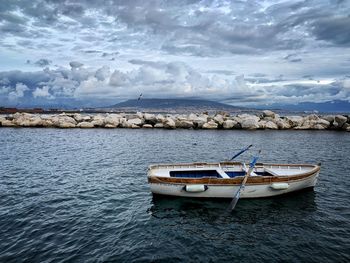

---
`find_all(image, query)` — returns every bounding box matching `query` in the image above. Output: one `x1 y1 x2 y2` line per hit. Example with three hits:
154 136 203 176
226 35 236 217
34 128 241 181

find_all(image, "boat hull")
148 162 320 199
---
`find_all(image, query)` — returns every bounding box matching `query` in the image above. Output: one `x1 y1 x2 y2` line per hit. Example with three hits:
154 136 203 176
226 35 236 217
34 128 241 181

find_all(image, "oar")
230 144 253 161
228 151 261 211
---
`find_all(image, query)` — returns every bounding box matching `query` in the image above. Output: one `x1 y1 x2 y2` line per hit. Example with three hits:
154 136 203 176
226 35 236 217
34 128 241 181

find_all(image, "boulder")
77 122 94 128
334 115 347 128
275 119 291 129
313 124 327 130
241 118 259 130
264 121 278 129
262 110 276 118
304 114 319 121
263 116 275 122
91 115 105 127
188 113 198 121
59 122 76 128
293 125 309 130
154 123 164 128
105 124 117 128
192 115 208 128
125 114 139 120
342 123 350 131
163 118 176 129
156 114 165 123
213 114 224 125
231 116 242 125
136 111 143 119
105 114 120 127
21 117 43 127
316 119 330 129
285 116 304 127
258 120 267 129
1 119 16 127
142 124 153 128
297 120 315 130
41 119 54 127
345 123 350 132
238 114 260 123
144 113 157 124
223 120 236 129
127 118 143 127
73 113 84 122
13 113 44 127
56 116 77 128
82 115 92 121
176 120 193 129
322 115 335 123
294 119 329 130
120 118 131 128
202 120 218 129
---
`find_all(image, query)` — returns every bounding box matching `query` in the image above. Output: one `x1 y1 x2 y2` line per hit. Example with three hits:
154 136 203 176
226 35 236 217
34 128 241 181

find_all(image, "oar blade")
228 190 241 210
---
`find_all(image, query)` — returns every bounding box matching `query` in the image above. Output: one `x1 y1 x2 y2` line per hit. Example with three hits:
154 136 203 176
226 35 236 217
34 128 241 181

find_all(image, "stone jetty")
0 110 349 131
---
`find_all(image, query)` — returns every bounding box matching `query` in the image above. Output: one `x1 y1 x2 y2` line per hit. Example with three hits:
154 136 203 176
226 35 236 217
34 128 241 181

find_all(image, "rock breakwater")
1 111 349 131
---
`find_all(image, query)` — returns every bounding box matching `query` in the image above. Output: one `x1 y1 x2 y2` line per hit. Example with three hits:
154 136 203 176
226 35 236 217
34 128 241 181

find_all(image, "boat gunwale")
148 163 320 186
148 161 318 170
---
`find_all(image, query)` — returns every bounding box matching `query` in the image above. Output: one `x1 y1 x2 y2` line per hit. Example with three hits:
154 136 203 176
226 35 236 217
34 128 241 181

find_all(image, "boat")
147 161 321 199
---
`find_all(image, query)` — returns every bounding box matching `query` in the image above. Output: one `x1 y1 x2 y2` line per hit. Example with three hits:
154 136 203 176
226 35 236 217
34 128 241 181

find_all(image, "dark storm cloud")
0 70 51 88
83 50 102 54
34 59 52 67
1 0 350 107
311 16 350 46
0 0 348 57
284 54 302 63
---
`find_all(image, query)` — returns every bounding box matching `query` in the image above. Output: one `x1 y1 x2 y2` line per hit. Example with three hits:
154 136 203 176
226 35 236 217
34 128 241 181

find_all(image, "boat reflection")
148 189 317 225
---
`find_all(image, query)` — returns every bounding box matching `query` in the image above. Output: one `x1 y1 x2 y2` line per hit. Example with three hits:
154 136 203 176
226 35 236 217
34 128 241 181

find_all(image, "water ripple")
0 128 349 262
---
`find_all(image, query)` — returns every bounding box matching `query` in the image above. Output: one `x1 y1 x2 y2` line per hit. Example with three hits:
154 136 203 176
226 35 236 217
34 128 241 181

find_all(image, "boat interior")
149 162 317 178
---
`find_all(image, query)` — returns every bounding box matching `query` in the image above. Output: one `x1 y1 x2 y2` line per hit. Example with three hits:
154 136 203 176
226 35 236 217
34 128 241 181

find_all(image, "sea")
0 128 349 262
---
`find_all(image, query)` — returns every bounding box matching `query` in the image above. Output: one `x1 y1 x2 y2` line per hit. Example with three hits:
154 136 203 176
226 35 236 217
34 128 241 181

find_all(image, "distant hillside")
106 98 251 113
258 100 350 114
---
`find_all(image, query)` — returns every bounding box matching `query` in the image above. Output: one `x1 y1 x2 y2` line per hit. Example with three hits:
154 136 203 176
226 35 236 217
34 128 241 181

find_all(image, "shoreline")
0 111 349 131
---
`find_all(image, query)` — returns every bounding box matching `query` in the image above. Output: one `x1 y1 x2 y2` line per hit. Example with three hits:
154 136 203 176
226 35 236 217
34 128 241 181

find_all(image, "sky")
0 0 350 108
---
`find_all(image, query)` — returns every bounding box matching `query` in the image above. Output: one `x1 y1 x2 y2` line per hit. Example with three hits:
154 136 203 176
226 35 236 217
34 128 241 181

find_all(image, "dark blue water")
0 128 349 262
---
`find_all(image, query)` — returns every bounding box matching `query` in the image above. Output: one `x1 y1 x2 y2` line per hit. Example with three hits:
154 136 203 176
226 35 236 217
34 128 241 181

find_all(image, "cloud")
0 1 350 108
69 61 84 68
34 58 52 67
283 54 302 63
311 16 350 46
109 70 128 87
32 86 53 98
8 83 29 101
0 60 349 107
1 0 349 60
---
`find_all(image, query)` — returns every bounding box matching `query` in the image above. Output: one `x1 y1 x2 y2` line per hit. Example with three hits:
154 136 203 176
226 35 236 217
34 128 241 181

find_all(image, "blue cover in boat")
170 170 221 178
226 171 246 178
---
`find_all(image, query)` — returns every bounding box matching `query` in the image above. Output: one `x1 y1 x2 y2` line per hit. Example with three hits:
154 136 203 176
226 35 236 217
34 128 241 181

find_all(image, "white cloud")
95 66 110 81
109 70 128 87
0 61 349 107
8 83 28 101
32 86 53 98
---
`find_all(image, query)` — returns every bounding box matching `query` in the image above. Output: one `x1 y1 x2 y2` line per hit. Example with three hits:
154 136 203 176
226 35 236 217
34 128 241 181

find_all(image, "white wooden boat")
147 162 320 198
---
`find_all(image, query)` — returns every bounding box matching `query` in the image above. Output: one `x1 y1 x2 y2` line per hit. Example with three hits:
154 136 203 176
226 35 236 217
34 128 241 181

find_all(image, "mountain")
106 98 251 113
258 100 350 114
